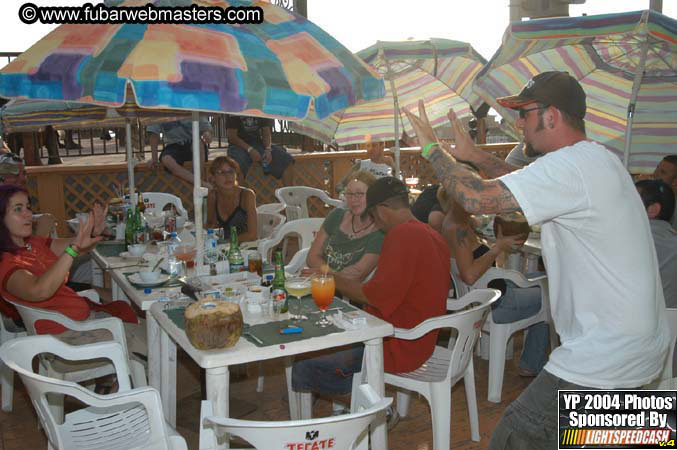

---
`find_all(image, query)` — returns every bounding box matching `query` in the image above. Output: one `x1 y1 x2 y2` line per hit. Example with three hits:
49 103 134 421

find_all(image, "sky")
0 0 675 60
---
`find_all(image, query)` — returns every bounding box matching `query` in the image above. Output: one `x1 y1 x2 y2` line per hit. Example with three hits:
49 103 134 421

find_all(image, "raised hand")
447 109 479 162
403 100 441 151
73 212 103 251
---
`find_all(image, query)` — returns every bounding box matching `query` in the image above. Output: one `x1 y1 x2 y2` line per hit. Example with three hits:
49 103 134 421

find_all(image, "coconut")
184 297 243 350
493 212 530 238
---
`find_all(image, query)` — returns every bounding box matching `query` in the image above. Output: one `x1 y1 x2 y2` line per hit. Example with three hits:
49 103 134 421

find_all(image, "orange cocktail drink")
311 274 335 327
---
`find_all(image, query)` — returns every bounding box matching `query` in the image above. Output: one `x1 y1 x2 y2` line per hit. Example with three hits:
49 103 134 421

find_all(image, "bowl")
138 271 161 283
128 244 147 257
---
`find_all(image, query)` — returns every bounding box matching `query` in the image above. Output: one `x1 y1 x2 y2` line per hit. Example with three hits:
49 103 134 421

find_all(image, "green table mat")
96 242 127 258
163 297 358 347
124 272 182 289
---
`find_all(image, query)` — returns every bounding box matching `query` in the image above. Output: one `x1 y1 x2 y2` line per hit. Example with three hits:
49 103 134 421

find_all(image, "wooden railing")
25 143 516 236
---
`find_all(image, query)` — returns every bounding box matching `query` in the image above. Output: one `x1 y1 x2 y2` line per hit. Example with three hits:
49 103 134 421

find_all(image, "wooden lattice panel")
25 143 516 236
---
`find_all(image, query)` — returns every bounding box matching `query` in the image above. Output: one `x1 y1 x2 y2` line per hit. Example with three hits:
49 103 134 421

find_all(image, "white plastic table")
150 298 394 450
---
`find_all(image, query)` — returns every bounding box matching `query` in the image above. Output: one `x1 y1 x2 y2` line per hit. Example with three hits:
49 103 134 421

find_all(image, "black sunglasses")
518 105 548 119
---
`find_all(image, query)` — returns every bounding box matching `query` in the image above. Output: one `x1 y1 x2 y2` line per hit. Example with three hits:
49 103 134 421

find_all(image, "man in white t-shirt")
404 71 669 450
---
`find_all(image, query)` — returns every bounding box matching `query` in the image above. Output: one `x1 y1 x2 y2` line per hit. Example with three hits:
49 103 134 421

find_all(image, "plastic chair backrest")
6 299 132 363
142 192 188 218
258 218 323 263
257 212 286 240
404 289 500 380
449 259 471 298
285 247 310 275
256 203 286 214
275 187 343 221
0 336 174 450
203 384 391 450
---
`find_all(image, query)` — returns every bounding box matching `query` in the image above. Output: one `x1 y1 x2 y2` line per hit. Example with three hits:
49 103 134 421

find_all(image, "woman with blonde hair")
206 156 257 242
305 170 384 281
443 190 550 377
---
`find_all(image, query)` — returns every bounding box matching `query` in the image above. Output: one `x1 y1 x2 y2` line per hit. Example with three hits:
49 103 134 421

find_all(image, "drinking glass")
285 277 311 322
174 245 197 270
311 273 335 327
248 251 263 276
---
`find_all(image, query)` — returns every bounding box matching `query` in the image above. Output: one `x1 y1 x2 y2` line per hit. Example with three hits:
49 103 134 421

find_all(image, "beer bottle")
227 226 245 273
271 250 288 313
137 192 146 213
124 208 134 249
133 205 145 243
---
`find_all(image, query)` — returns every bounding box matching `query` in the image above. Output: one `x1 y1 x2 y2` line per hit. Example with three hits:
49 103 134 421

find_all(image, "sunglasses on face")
518 105 548 119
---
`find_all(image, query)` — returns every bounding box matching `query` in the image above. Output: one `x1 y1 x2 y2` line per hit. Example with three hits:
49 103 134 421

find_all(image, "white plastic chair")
450 259 554 403
142 192 188 218
199 383 391 450
275 186 343 221
258 217 323 263
6 298 146 424
256 202 286 214
0 336 186 450
256 211 286 240
351 289 500 449
0 310 26 412
285 247 310 275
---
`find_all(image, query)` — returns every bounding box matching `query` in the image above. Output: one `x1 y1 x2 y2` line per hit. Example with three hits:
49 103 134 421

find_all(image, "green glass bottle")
124 208 134 249
271 250 288 313
227 226 244 273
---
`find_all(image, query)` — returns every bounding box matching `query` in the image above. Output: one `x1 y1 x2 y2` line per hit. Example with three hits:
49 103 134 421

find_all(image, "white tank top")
359 159 392 178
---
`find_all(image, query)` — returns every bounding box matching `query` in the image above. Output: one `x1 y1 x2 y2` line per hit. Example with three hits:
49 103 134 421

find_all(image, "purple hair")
0 184 30 255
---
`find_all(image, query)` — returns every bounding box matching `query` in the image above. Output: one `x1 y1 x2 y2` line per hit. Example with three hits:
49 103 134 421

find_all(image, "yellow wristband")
422 143 439 160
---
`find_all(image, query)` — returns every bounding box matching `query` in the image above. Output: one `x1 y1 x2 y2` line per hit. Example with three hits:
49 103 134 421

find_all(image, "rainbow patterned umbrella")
290 39 487 174
0 0 385 267
0 0 384 120
473 10 677 173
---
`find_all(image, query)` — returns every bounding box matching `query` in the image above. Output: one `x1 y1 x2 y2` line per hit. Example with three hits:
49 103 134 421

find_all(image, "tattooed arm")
405 101 522 215
428 148 521 215
440 109 520 178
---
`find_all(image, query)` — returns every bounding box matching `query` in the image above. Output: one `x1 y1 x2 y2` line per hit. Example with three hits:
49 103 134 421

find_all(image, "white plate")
119 251 144 261
128 273 170 287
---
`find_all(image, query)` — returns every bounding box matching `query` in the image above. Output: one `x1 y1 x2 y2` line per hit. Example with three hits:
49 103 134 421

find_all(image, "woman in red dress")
0 184 142 347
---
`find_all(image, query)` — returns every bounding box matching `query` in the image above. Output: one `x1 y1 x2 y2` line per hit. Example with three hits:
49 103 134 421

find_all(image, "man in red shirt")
292 177 450 411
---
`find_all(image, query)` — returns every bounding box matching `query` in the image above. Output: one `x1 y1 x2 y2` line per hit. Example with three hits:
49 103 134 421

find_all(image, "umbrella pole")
125 119 135 202
623 14 650 169
192 112 206 269
392 87 401 179
380 41 401 178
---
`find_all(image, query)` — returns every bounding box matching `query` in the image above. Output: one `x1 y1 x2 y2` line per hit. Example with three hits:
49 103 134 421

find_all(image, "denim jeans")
491 276 550 374
489 370 594 450
292 345 364 396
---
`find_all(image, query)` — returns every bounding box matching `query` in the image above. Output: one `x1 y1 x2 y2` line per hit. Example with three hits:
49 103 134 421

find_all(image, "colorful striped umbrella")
0 90 190 134
0 0 384 120
290 39 487 175
0 0 385 268
473 10 677 173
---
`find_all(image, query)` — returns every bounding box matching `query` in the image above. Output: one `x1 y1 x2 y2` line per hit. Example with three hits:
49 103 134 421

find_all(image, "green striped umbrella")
473 10 677 173
290 39 487 176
